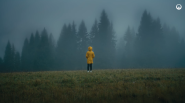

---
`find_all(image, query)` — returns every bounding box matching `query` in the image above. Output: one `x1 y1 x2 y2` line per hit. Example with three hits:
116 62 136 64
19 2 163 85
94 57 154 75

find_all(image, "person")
86 46 95 72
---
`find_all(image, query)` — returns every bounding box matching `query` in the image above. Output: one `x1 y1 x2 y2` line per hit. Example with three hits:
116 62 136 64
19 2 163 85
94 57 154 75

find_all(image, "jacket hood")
88 46 92 51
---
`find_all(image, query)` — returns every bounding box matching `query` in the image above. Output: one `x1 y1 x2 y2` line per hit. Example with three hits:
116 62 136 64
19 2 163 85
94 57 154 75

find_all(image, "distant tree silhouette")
95 10 116 69
20 29 55 72
11 44 16 71
56 23 78 69
151 18 165 67
28 33 35 70
134 10 152 68
134 10 165 68
56 24 67 69
163 24 181 68
77 21 88 69
37 28 54 70
1 41 21 72
89 19 99 68
33 30 41 70
3 41 14 72
48 33 55 69
21 38 29 71
70 22 78 69
123 26 135 68
90 19 98 47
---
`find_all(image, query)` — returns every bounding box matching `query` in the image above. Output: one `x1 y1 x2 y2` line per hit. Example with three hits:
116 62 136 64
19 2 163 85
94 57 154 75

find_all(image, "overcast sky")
0 0 185 57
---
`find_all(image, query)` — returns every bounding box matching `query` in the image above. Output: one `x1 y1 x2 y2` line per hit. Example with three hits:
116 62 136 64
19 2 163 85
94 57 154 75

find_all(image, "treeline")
117 10 185 68
0 10 185 72
0 10 116 72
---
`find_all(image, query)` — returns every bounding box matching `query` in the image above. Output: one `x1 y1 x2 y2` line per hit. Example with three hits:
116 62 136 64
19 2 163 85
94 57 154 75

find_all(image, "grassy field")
0 69 185 103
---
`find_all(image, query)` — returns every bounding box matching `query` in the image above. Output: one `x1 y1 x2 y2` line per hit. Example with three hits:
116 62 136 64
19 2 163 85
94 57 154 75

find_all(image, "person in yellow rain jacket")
86 46 95 72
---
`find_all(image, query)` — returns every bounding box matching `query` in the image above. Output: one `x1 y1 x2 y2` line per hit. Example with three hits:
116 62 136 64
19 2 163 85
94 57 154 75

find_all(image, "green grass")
0 69 185 103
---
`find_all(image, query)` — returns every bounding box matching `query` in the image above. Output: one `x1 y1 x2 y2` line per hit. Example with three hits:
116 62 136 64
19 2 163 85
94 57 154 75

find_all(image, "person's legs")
87 64 89 71
90 64 92 71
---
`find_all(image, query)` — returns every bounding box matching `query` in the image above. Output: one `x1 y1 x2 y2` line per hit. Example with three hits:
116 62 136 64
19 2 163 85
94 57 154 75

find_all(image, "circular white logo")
176 4 182 10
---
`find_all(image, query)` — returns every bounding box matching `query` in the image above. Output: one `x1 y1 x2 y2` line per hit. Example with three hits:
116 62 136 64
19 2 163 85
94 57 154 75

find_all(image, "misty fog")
0 0 185 72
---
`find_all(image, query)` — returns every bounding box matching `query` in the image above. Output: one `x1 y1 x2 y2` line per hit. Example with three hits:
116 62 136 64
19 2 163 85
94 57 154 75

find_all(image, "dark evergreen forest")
0 10 185 72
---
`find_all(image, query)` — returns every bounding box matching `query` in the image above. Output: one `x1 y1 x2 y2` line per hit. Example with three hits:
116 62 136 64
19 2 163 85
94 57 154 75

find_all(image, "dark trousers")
87 64 92 71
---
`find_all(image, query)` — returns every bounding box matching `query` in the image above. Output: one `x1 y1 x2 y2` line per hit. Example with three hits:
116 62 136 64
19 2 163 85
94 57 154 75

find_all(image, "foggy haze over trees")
0 9 185 72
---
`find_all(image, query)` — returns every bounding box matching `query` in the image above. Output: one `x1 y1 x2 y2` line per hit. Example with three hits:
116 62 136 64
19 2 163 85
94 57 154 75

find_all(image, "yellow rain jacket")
86 46 95 64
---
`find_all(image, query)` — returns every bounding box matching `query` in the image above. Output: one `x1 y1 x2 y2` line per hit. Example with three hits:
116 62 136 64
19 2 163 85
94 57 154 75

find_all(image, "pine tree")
30 33 35 47
37 28 52 70
21 38 29 71
70 22 78 69
28 33 35 70
34 30 40 47
134 10 164 68
123 26 135 68
3 41 13 72
89 19 99 68
56 23 77 70
48 33 55 69
150 17 164 67
11 44 15 71
96 10 116 69
49 33 55 49
33 30 40 70
56 24 68 69
72 22 77 43
90 19 98 50
107 22 116 68
77 20 88 69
